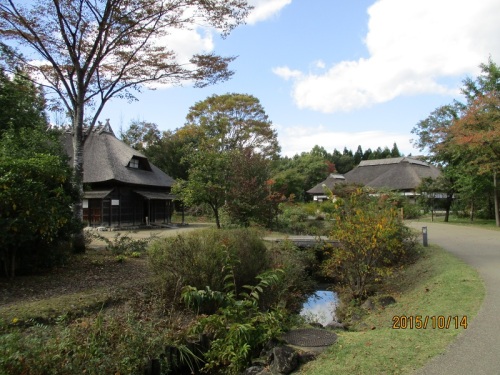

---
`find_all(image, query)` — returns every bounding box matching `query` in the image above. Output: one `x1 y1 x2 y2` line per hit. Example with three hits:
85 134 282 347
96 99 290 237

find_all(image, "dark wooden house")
64 121 175 227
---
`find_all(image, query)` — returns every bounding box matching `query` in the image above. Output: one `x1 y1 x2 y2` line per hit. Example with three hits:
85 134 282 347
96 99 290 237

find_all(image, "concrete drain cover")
281 329 338 347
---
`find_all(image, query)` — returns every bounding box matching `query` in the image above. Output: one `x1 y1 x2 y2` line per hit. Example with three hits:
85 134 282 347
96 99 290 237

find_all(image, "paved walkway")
407 222 500 375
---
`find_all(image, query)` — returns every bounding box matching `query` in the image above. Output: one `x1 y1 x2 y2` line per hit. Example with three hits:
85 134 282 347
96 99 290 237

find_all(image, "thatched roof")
344 157 441 190
63 122 174 188
307 174 346 195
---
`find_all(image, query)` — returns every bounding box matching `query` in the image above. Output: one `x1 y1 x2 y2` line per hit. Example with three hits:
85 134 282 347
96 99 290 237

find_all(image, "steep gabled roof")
63 122 174 188
307 173 346 195
344 157 440 190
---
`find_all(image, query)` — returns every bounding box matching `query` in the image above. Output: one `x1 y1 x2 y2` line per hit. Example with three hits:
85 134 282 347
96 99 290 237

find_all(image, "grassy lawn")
414 214 500 230
298 244 485 374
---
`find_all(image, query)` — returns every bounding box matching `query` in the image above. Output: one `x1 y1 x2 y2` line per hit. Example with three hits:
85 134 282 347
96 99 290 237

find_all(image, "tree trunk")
214 207 221 229
444 192 453 222
3 249 16 279
494 171 500 227
71 98 86 253
10 250 15 279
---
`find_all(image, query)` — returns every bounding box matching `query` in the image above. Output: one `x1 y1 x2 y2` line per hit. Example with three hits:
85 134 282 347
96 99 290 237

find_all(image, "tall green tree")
0 67 47 134
0 125 77 277
0 0 250 251
331 148 355 174
175 148 230 229
272 151 330 201
146 125 204 181
121 120 160 152
178 93 279 227
0 68 77 277
185 93 280 158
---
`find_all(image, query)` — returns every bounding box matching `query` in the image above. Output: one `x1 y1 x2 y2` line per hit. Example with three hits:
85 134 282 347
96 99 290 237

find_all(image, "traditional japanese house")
63 120 175 227
344 157 441 202
307 173 346 202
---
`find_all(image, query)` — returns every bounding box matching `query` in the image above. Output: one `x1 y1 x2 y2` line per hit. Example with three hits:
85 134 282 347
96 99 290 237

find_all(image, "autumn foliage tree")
450 92 500 225
0 0 250 251
324 189 417 299
413 59 500 225
225 149 271 227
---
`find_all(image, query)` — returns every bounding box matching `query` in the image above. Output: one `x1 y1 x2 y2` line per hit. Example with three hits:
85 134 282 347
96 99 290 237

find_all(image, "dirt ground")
88 222 214 246
0 223 212 308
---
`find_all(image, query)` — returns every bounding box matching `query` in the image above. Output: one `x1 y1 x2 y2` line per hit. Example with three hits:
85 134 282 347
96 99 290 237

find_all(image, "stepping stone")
281 328 337 347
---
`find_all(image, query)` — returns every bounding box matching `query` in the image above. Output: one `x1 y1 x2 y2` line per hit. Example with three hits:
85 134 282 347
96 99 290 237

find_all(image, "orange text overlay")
392 315 468 330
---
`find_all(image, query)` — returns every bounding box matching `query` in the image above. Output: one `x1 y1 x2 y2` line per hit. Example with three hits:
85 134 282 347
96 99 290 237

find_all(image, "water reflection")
300 290 338 326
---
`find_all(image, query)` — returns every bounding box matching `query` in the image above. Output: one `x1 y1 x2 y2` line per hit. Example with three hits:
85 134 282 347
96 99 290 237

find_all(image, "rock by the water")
297 350 316 364
361 298 375 310
326 321 346 330
281 328 338 347
378 296 396 306
270 346 299 374
242 365 267 375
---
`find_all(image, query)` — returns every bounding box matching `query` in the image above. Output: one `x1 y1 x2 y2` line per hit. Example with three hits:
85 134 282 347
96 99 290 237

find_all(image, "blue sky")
100 0 500 157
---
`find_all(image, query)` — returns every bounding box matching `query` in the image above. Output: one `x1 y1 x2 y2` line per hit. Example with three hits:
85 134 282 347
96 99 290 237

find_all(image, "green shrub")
0 314 198 375
318 200 336 215
278 203 308 233
301 202 319 216
93 232 152 255
0 154 78 277
324 189 420 299
148 228 270 301
183 268 288 375
264 240 317 312
275 203 335 235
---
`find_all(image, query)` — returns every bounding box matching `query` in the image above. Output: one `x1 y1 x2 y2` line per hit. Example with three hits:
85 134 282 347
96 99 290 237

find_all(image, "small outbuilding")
63 120 175 228
307 173 346 202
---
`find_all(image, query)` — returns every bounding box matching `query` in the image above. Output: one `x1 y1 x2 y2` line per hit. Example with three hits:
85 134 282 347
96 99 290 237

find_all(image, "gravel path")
407 222 500 375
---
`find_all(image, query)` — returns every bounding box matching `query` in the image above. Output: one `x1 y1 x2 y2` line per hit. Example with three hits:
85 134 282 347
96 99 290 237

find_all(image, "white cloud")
276 0 500 113
272 66 302 80
246 0 292 25
163 27 214 64
147 1 292 88
314 60 326 69
276 124 415 157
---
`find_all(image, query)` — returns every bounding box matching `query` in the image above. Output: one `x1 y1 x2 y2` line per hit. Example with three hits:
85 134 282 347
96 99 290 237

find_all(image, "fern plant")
181 263 287 375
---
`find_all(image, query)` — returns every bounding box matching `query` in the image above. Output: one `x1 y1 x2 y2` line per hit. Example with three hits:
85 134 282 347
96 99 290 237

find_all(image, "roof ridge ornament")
98 119 115 136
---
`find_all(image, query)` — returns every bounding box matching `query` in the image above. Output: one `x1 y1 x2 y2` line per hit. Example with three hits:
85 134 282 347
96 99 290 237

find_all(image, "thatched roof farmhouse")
307 157 441 202
307 173 346 202
344 157 441 198
63 120 175 227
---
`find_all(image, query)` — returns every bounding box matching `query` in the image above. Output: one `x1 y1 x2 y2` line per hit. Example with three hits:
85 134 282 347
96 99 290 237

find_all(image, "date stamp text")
392 315 468 330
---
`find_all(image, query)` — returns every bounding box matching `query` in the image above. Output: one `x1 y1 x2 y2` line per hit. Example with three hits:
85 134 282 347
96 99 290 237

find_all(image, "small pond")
300 290 338 326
